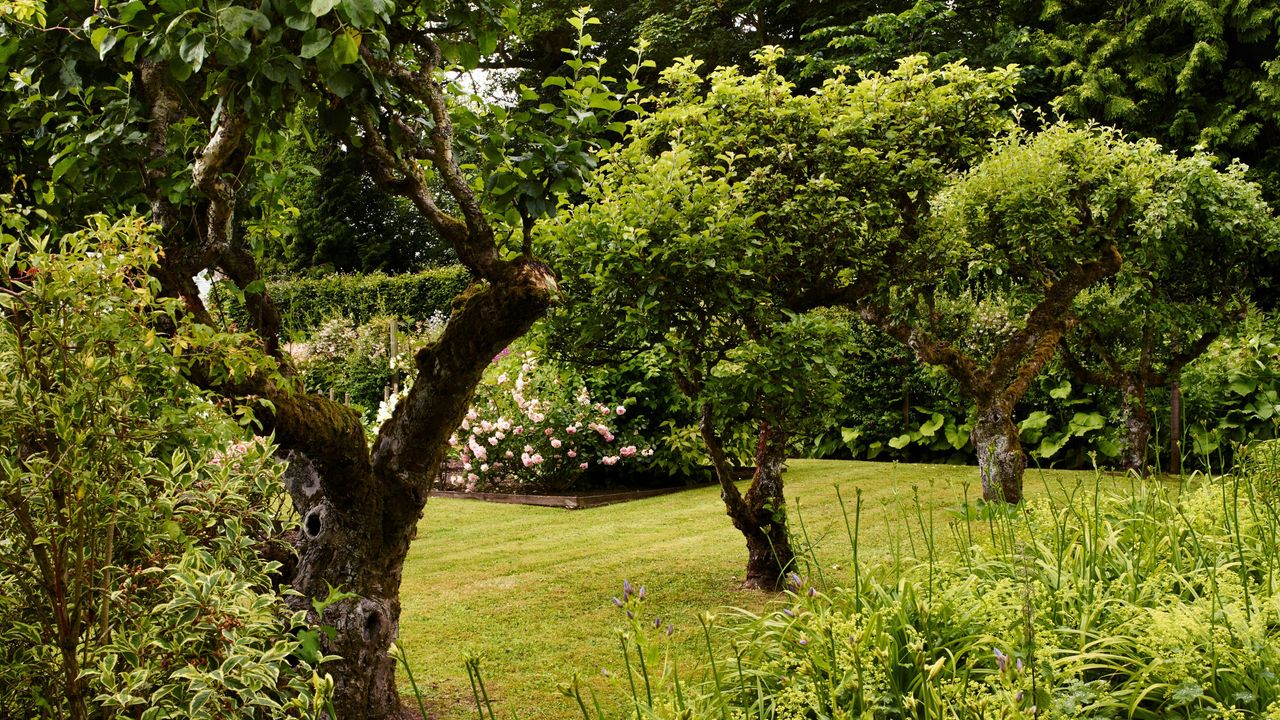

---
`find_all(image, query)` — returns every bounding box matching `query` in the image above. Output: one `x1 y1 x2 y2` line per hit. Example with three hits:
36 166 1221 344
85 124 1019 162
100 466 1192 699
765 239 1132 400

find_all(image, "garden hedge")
211 265 471 337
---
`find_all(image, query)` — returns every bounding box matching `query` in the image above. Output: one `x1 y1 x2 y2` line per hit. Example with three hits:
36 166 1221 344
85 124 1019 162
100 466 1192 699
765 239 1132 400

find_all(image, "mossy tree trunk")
971 398 1026 503
139 46 560 717
861 243 1122 504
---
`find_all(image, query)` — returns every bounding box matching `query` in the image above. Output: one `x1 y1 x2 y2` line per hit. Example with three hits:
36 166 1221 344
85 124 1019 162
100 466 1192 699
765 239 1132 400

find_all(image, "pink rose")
615 406 626 415
551 439 562 448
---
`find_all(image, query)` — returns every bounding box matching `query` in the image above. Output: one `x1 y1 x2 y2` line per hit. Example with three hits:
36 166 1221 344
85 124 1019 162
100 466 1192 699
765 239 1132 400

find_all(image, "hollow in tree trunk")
971 401 1025 504
1120 379 1152 475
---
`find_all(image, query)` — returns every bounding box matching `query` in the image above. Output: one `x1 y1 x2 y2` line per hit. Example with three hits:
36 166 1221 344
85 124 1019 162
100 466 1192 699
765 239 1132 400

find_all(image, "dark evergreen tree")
287 143 455 274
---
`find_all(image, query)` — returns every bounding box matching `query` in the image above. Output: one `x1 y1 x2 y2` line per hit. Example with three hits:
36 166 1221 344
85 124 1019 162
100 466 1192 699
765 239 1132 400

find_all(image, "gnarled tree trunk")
971 400 1025 504
272 267 556 719
701 409 795 591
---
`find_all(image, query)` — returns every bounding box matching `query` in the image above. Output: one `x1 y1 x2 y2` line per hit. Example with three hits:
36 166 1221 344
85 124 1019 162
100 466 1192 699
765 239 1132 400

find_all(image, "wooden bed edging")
429 486 688 509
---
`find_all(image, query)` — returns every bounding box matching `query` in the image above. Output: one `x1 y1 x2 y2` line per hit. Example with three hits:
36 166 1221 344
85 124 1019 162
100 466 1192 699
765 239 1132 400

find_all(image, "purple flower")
654 618 662 629
1016 657 1024 673
783 608 795 618
665 624 674 636
993 647 1008 673
637 586 646 600
623 579 633 598
626 610 634 620
787 572 803 588
612 597 623 607
808 587 816 597
798 638 808 646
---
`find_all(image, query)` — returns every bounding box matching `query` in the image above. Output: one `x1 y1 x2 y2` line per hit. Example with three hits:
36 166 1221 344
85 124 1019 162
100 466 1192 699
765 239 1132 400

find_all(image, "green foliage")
585 468 1280 718
1183 312 1280 461
294 313 446 422
1038 0 1280 198
284 140 456 274
437 346 653 493
0 212 330 717
211 265 470 338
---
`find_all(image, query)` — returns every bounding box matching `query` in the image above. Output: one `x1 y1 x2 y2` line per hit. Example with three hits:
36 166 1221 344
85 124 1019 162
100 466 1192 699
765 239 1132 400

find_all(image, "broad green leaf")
218 7 270 36
1018 410 1052 432
311 0 341 17
178 32 206 73
300 29 332 59
1049 379 1072 399
331 29 361 65
1229 375 1258 396
918 412 944 437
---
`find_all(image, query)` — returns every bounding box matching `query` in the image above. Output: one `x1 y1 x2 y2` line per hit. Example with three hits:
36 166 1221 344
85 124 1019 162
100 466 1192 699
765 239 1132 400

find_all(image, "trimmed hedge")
211 265 471 337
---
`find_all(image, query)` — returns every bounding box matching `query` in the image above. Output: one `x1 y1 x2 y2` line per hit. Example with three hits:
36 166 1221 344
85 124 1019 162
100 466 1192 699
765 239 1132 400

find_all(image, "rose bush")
379 347 653 493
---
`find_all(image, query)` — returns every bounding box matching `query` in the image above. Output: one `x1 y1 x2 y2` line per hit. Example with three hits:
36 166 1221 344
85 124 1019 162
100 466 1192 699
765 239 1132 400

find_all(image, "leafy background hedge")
210 265 470 337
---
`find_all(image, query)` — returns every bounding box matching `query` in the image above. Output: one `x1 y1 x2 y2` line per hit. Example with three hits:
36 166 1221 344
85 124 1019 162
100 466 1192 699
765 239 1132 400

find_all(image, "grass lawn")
398 459 1128 719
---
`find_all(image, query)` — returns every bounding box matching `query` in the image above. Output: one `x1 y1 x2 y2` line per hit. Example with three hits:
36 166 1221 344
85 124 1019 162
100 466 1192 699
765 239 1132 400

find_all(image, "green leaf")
218 7 270 36
1018 410 1052 432
1049 379 1072 399
243 279 267 295
456 41 479 69
311 0 341 17
50 154 77 182
1036 434 1069 458
285 12 316 31
300 29 332 59
888 433 913 450
179 32 206 73
341 0 377 28
1229 375 1258 396
331 29 361 65
840 427 861 444
918 412 945 437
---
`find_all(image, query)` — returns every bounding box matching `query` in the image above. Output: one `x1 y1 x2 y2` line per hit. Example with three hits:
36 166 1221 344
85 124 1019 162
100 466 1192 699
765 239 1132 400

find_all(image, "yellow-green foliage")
589 460 1280 719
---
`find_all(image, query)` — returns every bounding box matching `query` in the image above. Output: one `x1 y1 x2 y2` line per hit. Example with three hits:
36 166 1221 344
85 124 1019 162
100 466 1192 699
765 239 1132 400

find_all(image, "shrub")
211 265 470 338
0 213 330 718
295 313 446 421
582 469 1280 718
383 347 653 493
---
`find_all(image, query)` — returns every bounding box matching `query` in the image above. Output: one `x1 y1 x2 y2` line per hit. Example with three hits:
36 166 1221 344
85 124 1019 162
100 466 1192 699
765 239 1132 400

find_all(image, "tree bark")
1120 378 1152 475
971 400 1025 503
700 410 795 591
272 266 556 719
741 419 795 590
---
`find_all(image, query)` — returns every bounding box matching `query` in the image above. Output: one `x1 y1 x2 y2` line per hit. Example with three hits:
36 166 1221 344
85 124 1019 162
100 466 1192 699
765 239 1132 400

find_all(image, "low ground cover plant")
576 454 1280 719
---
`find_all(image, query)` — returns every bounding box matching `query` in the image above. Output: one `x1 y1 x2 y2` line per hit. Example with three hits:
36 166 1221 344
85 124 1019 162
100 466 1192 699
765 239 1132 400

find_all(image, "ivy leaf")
1048 379 1072 399
300 29 332 59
